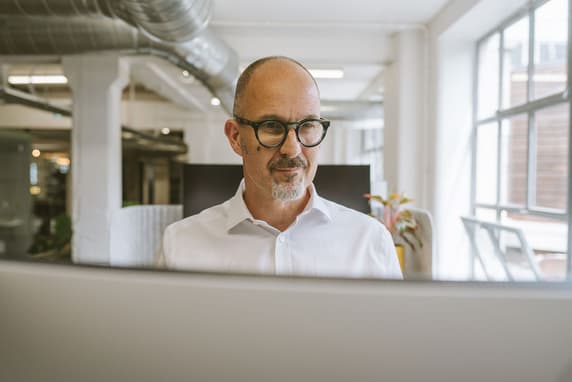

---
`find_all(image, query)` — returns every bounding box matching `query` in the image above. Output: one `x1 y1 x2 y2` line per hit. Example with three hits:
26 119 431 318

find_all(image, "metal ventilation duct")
0 17 156 54
0 0 111 16
0 0 238 113
121 0 211 42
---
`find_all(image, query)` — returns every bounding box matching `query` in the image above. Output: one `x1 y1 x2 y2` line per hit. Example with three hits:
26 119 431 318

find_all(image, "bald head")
232 56 320 117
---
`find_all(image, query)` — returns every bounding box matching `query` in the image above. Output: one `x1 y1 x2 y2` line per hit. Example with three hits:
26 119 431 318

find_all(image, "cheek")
239 132 262 156
303 148 320 178
303 147 319 166
243 149 273 175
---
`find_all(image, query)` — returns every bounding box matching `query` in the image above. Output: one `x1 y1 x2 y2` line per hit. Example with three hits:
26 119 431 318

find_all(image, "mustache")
268 156 308 170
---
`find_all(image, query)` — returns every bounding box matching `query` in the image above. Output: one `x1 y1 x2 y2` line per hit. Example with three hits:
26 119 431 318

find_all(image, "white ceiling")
211 0 450 25
209 0 449 103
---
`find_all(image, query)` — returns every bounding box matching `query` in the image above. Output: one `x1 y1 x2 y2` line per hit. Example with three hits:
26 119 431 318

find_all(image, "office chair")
461 216 543 281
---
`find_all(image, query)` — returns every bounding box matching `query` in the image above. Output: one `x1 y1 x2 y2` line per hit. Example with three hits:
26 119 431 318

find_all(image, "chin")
271 179 306 201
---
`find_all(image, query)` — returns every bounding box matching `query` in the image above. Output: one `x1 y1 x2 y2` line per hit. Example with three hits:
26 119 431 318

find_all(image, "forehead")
242 60 320 119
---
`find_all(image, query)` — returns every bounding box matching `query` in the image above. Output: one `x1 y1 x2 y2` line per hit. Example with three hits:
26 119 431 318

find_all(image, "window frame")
471 0 572 276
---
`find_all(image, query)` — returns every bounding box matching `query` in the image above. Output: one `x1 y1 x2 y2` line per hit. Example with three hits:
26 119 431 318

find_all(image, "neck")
243 186 311 232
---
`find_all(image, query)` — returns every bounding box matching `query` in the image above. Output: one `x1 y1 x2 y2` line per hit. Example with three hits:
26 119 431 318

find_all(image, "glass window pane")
534 103 569 210
478 33 500 120
502 17 529 108
500 115 528 206
533 0 568 99
476 122 499 205
475 208 497 222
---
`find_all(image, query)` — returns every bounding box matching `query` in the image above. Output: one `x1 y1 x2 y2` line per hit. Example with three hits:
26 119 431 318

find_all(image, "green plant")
364 192 423 250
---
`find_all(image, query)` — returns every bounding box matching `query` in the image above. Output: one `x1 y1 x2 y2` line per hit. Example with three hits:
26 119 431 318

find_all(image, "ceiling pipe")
0 0 239 113
0 85 72 116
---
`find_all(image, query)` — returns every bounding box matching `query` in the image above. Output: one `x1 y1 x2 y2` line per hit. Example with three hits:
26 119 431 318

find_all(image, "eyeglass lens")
257 120 324 146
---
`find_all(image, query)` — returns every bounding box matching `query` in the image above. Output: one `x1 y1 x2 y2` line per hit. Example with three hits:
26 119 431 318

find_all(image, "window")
473 0 570 279
361 128 384 192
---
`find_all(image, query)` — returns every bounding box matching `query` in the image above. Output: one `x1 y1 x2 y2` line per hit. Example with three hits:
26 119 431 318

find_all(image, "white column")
63 54 129 265
383 30 427 202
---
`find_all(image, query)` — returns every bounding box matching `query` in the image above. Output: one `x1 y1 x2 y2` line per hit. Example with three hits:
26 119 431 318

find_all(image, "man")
161 56 402 279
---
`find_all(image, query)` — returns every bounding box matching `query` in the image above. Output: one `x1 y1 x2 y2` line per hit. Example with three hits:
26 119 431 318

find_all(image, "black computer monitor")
182 164 371 217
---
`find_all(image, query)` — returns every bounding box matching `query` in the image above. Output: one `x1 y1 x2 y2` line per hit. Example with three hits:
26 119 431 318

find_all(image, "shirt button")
278 236 286 243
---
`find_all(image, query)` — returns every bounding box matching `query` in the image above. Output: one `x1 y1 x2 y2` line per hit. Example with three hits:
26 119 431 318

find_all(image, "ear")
224 119 244 157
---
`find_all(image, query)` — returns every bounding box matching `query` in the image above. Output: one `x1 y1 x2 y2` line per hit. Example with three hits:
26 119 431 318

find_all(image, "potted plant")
364 192 423 271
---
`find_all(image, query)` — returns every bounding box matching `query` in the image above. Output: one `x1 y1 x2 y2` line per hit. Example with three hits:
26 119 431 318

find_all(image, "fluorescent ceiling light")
8 75 68 85
309 69 344 79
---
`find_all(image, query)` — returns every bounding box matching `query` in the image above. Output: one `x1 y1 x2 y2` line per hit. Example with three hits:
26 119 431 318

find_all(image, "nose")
279 127 302 157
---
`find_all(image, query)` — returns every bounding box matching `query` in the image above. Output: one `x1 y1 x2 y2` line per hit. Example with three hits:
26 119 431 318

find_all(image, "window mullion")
496 119 503 222
471 42 481 280
496 31 505 222
494 92 568 119
529 6 536 103
527 111 537 209
566 0 572 278
499 29 505 115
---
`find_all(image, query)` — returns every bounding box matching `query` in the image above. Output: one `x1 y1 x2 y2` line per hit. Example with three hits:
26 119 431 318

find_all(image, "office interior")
2 1 572 381
0 0 571 282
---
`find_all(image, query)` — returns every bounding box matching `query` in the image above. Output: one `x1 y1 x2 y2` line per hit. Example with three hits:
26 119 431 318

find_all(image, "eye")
260 121 285 134
300 120 321 130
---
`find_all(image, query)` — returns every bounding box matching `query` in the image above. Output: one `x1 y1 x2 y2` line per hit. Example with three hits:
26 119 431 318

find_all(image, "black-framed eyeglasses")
234 115 330 148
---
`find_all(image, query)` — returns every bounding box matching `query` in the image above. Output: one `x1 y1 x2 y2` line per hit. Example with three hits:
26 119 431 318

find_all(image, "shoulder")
318 197 401 279
164 200 229 238
319 197 384 228
318 196 395 246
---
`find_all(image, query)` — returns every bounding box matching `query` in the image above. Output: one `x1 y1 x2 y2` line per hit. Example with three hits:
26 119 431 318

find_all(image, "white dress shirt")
161 180 402 279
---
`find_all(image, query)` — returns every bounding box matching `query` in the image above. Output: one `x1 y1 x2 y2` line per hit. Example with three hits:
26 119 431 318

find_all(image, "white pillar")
383 30 427 203
63 54 129 265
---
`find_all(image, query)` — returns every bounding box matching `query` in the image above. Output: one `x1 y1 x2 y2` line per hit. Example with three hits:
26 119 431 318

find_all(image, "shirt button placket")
275 234 288 275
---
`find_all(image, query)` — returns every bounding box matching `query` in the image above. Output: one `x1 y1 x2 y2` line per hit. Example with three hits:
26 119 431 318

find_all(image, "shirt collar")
225 179 253 232
303 183 332 222
225 179 332 232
